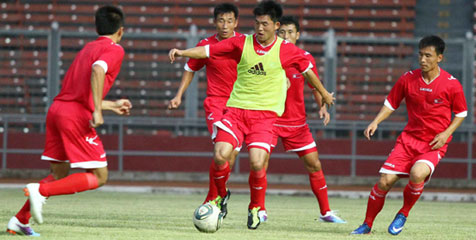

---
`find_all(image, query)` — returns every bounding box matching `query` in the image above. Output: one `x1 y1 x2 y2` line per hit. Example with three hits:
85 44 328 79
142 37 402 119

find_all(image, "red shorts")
271 123 317 156
380 132 448 178
203 96 228 140
214 107 277 153
41 101 107 169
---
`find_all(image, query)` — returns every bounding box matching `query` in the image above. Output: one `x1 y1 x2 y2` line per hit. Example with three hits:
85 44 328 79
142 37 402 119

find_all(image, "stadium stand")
0 0 417 123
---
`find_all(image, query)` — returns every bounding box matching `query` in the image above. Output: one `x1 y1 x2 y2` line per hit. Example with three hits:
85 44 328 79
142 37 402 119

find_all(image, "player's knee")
213 152 229 165
409 171 427 183
377 178 393 191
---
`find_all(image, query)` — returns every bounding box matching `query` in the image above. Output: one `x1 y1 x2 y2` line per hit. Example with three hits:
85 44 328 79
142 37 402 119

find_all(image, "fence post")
324 28 337 122
118 120 124 172
2 120 7 170
463 31 475 125
467 127 473 180
351 122 357 178
47 22 61 110
185 25 199 121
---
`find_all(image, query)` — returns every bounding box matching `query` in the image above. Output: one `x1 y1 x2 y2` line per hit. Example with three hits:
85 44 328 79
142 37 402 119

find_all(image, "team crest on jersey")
434 98 443 104
248 62 266 76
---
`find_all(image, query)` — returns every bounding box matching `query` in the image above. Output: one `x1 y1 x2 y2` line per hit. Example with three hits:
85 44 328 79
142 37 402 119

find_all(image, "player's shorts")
41 101 107 169
214 107 277 153
271 123 317 157
379 131 448 180
203 96 228 140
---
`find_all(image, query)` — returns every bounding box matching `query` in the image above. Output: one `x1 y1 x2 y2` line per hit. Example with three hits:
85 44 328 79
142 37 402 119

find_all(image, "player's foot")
258 210 268 222
247 207 261 230
319 210 346 223
24 183 46 224
6 216 40 236
388 213 407 235
350 223 371 234
208 189 231 219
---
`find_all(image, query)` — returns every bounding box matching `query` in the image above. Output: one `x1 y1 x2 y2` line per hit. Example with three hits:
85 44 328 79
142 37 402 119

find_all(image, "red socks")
309 170 331 215
204 161 219 203
213 161 230 198
399 181 424 217
364 184 389 228
16 174 56 224
249 168 267 210
38 172 99 197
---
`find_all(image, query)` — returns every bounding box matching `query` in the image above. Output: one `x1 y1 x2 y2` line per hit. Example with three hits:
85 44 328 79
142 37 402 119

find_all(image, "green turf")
1 188 475 239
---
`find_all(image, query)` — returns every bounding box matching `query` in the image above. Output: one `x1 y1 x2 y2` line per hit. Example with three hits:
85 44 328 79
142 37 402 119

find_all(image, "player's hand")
364 122 378 140
90 110 104 128
429 132 450 150
319 106 330 126
168 48 182 63
168 96 181 109
111 99 132 115
321 91 335 107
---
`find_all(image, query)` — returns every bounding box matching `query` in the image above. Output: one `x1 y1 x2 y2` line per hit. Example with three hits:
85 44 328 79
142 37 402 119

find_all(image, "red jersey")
186 32 244 98
55 36 125 112
276 49 319 125
385 68 467 142
208 34 312 80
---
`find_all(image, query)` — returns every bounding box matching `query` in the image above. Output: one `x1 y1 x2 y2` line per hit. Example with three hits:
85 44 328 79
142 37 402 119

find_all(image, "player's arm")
169 46 207 63
364 105 394 140
302 70 335 107
429 116 465 150
168 71 195 109
312 89 330 126
102 99 132 115
90 64 106 128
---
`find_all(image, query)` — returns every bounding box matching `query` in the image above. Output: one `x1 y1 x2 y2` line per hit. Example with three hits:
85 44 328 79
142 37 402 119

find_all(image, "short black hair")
253 0 283 22
214 3 239 20
95 5 124 35
279 16 300 32
419 35 445 55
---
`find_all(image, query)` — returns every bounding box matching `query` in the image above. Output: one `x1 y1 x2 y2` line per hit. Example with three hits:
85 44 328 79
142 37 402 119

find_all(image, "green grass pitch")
1 188 475 240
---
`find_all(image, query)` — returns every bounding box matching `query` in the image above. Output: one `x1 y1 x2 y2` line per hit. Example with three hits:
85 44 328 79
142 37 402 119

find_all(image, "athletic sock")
309 170 331 215
204 161 219 203
38 172 99 197
15 174 55 224
213 161 230 198
364 183 389 228
399 181 424 217
248 168 267 210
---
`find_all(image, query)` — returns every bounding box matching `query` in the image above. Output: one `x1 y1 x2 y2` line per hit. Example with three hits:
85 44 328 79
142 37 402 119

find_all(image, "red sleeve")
450 81 468 115
305 51 320 89
186 39 208 72
280 42 312 74
386 73 407 110
209 35 245 64
98 44 124 73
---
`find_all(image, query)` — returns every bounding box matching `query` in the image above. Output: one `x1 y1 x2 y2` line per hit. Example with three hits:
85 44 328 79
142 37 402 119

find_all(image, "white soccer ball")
193 203 223 233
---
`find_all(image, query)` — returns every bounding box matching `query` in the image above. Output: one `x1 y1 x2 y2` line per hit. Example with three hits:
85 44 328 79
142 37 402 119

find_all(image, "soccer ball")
192 203 223 233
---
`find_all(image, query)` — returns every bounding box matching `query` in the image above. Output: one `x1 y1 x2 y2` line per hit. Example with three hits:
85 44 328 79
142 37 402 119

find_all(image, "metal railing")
0 26 475 179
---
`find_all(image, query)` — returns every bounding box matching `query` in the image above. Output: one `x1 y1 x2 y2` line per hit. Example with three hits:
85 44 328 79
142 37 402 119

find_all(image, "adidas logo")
248 62 266 76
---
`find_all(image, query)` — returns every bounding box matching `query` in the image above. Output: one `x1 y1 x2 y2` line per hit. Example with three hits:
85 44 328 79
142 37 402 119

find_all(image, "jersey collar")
421 67 440 85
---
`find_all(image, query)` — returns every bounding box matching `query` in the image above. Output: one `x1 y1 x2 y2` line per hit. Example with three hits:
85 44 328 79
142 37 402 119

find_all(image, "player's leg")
203 98 227 203
6 163 67 236
300 150 345 223
388 161 431 235
247 147 268 230
351 173 399 234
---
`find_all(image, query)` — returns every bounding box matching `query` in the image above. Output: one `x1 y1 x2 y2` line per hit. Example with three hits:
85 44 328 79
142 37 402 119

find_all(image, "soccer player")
168 3 243 213
258 15 345 224
169 1 335 230
351 35 467 235
6 6 131 236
